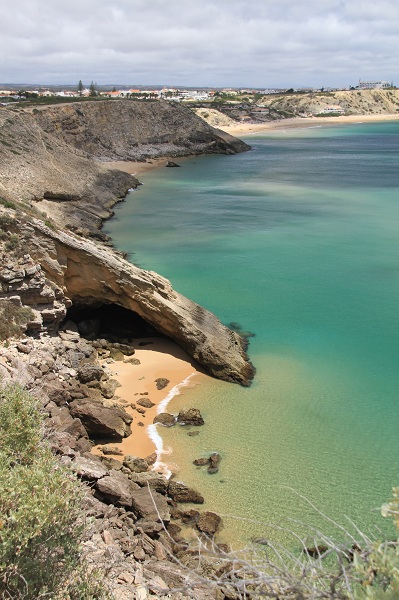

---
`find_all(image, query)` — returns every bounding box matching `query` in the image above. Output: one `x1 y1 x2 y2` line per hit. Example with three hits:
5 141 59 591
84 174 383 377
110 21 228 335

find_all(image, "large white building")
358 79 392 90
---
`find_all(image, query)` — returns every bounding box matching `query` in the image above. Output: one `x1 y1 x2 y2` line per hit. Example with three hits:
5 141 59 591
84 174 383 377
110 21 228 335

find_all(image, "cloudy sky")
1 0 398 88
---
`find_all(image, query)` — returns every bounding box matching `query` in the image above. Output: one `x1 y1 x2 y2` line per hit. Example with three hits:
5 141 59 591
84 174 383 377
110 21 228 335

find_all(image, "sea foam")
149 372 196 477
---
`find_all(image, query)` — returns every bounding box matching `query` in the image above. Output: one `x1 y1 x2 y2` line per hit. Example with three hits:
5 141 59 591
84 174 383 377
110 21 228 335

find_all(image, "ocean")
105 121 399 549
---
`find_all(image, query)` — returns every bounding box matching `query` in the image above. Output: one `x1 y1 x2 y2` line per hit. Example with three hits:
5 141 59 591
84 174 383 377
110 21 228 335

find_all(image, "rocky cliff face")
0 208 254 385
33 99 249 160
0 100 249 234
255 89 399 117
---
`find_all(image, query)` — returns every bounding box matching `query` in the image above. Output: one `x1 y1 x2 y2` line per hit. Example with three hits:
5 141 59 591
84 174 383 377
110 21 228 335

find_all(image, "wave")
148 372 197 477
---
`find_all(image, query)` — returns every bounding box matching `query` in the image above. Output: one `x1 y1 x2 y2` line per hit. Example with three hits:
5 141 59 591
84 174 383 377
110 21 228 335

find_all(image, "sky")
1 0 398 89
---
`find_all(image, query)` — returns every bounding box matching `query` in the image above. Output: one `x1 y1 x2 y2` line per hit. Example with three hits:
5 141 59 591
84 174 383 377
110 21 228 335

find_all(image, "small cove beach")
92 337 206 466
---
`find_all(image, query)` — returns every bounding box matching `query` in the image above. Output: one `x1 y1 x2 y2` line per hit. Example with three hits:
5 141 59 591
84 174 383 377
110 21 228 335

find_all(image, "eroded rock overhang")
28 218 255 386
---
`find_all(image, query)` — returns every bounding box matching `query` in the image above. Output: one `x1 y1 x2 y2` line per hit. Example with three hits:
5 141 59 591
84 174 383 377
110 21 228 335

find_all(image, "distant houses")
357 80 392 90
320 105 345 114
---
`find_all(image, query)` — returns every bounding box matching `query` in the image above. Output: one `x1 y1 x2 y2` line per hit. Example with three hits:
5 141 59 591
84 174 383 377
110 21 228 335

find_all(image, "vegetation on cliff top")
0 383 106 599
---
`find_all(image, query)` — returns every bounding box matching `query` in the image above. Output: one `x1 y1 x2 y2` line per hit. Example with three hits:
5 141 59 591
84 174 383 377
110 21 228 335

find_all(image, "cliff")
0 99 254 384
255 88 399 117
0 100 249 233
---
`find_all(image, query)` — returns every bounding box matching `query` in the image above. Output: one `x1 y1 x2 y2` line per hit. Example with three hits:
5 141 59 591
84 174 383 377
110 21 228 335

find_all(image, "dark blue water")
105 121 399 547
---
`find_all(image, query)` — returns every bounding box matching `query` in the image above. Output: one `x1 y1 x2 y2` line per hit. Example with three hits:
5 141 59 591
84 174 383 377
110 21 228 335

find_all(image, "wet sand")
92 337 205 461
105 157 173 177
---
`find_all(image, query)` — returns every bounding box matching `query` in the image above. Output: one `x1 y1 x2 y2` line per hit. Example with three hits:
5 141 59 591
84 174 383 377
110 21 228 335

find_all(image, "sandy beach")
92 337 205 461
220 113 399 137
105 157 173 176
105 114 399 181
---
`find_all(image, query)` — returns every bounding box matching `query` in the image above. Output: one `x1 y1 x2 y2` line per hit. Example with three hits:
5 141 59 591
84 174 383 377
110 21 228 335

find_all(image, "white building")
358 80 392 90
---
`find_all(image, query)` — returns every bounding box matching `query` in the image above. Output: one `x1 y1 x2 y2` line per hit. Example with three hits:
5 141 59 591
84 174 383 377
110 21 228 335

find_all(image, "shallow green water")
105 122 399 548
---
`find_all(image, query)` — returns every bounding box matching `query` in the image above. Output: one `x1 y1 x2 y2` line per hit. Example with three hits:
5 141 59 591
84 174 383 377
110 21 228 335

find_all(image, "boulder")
208 452 221 474
70 399 132 440
165 161 181 167
95 469 139 506
135 518 164 537
112 342 135 356
101 444 123 456
155 378 169 390
109 348 124 361
176 408 204 426
77 363 105 383
131 487 170 522
167 481 204 504
123 455 149 473
128 471 168 494
153 413 175 427
72 455 108 480
100 456 123 471
137 398 155 408
100 380 119 399
196 511 222 536
145 452 157 466
77 318 101 338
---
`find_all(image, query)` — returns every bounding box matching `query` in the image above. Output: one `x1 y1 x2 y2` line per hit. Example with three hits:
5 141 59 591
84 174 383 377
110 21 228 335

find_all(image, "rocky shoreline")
1 327 236 598
0 99 257 598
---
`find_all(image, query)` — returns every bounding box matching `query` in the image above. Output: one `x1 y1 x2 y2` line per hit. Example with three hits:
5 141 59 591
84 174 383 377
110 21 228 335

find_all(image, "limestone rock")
193 457 210 467
70 399 132 440
137 398 155 408
128 471 168 494
155 378 169 390
95 469 139 506
77 364 105 383
72 455 108 480
123 455 148 474
131 487 170 522
208 452 222 474
168 481 204 504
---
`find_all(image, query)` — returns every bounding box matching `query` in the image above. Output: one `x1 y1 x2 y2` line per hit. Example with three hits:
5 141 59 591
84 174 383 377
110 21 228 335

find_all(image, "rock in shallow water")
153 413 175 427
177 408 204 426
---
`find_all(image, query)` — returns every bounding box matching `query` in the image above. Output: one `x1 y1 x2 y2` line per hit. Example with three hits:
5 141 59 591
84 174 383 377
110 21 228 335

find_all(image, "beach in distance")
106 112 399 177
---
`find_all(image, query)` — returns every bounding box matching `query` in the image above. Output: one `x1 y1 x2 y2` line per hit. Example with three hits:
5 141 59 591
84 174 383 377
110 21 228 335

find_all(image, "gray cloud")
0 0 398 87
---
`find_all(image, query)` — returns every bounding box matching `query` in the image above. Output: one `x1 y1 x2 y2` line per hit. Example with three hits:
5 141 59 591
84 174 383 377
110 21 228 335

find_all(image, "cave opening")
63 302 161 342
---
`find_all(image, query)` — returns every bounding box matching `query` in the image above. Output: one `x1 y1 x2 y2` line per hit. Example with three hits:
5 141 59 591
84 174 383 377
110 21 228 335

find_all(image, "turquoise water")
105 122 399 547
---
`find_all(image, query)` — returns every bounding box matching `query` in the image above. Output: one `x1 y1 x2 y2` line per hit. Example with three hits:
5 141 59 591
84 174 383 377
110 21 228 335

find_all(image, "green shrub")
0 199 16 210
0 213 16 229
4 233 19 251
0 303 33 341
0 383 107 599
